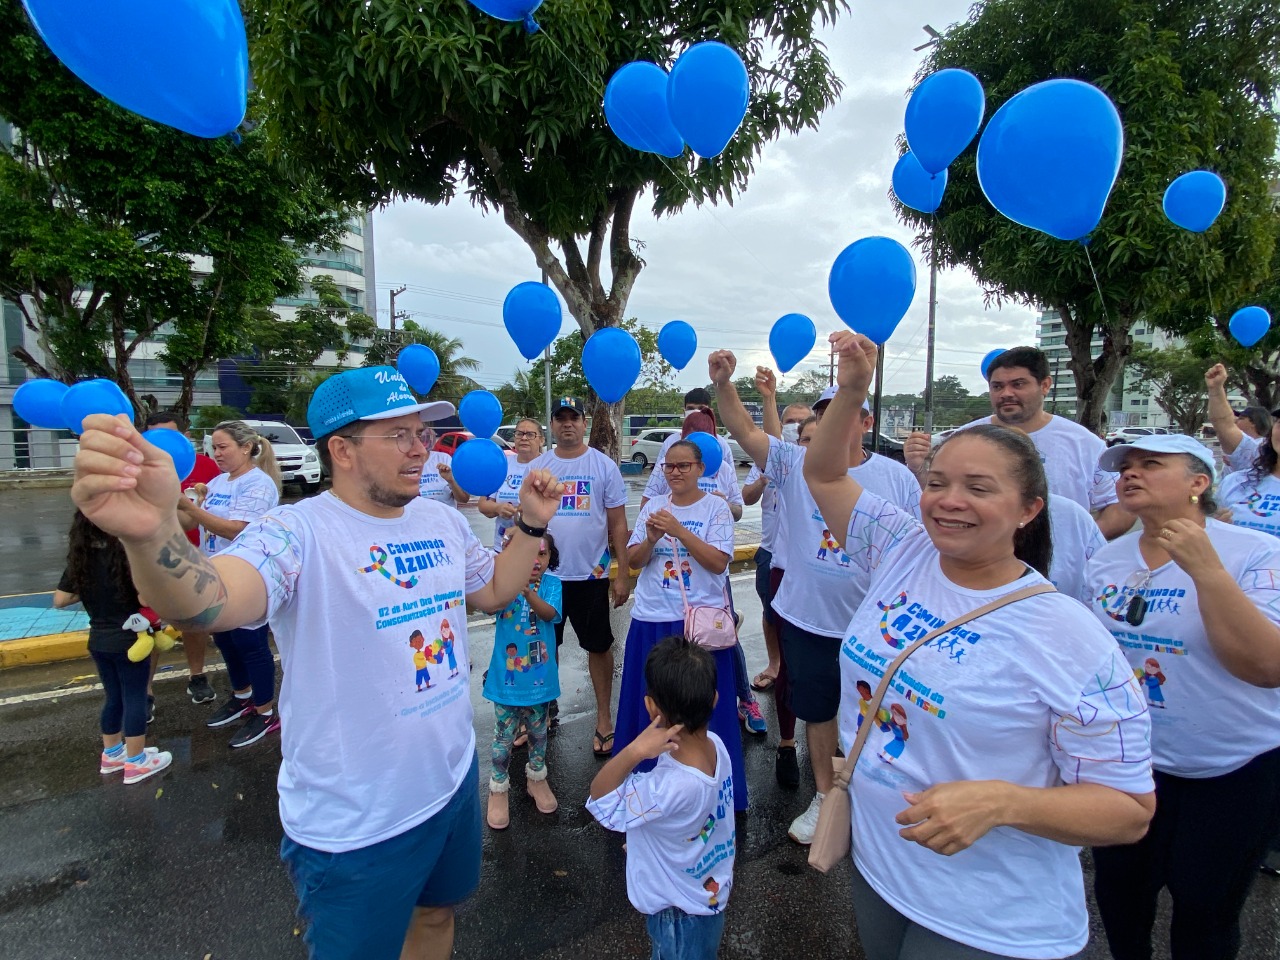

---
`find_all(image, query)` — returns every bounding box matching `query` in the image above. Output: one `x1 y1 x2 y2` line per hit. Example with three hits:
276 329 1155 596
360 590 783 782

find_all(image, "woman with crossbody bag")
796 332 1156 960
613 438 749 811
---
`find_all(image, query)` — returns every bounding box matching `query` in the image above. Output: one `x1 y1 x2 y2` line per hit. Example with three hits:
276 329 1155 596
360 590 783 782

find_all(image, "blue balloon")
769 314 817 374
12 379 68 429
685 431 723 478
142 428 196 482
451 438 509 498
828 238 918 344
892 151 948 215
905 69 986 175
1163 171 1227 233
976 79 1123 242
1229 306 1271 348
466 0 542 32
604 62 685 158
667 42 749 159
459 390 503 440
397 344 440 395
657 321 697 370
980 348 1007 379
20 0 247 138
582 328 641 404
60 379 133 434
503 281 562 360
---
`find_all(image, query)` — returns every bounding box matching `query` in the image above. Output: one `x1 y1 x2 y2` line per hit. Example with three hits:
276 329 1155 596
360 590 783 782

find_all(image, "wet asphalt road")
2 485 1279 958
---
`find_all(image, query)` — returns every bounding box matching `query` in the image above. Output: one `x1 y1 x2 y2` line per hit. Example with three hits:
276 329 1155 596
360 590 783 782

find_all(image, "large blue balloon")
685 431 723 478
976 79 1124 242
397 345 440 395
905 69 986 175
828 238 918 344
60 379 133 434
604 62 685 158
465 0 543 32
892 151 948 215
459 390 503 440
657 321 697 370
12 379 68 429
1163 171 1227 233
769 314 817 374
503 281 562 360
980 348 1007 379
582 328 641 404
667 42 749 159
1229 306 1271 348
20 0 247 138
142 428 196 482
451 438 510 498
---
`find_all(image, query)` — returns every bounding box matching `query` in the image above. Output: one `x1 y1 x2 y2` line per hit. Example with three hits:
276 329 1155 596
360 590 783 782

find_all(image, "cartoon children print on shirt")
504 643 523 685
1137 657 1167 708
855 680 874 733
528 639 549 687
680 560 693 590
815 528 851 567
662 560 677 588
877 703 910 764
440 618 459 679
703 876 720 909
409 630 432 692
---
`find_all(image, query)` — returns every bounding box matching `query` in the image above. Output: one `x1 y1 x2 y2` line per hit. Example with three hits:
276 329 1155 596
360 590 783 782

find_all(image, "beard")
994 402 1036 426
366 480 417 510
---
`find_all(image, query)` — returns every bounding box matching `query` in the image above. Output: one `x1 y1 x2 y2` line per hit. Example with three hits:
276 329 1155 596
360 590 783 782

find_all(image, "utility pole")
541 269 552 430
388 284 407 332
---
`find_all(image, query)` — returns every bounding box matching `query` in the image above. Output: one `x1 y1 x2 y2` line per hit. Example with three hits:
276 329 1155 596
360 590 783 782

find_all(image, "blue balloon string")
1082 245 1113 329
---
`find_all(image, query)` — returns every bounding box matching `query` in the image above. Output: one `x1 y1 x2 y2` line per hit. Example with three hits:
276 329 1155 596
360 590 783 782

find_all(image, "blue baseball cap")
1098 433 1216 477
306 366 455 437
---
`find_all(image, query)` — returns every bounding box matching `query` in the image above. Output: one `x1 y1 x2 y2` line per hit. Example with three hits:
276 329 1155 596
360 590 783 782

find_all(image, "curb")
0 542 765 670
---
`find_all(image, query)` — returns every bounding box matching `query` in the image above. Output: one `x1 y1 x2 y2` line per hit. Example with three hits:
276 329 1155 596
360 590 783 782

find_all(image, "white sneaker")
123 749 172 785
788 792 825 845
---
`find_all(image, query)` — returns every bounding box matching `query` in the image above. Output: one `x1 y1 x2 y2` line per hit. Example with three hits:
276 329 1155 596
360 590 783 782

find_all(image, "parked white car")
1105 426 1170 447
626 428 679 467
204 419 322 493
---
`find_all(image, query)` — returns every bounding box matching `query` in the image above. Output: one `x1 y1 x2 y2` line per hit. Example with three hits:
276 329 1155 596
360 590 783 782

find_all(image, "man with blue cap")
68 366 565 960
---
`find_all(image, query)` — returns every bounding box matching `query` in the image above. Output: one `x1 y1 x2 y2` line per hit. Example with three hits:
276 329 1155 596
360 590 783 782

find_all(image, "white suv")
205 419 322 493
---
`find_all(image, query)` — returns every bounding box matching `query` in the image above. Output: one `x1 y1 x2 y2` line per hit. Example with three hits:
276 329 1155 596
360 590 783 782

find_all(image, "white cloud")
371 0 1038 402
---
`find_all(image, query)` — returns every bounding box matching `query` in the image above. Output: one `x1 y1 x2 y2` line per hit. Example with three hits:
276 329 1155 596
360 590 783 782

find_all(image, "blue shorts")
646 907 727 960
281 752 481 960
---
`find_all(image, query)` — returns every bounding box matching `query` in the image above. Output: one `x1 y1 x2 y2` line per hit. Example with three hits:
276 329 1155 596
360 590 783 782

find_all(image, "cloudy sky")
370 0 1039 399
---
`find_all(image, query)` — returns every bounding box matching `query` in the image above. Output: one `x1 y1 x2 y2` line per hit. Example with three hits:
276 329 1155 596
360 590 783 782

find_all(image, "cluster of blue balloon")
20 0 247 139
893 69 986 216
13 377 196 480
453 390 508 497
604 42 749 159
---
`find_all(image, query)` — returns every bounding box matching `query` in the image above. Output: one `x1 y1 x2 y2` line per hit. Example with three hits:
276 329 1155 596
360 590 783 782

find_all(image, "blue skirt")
612 618 748 811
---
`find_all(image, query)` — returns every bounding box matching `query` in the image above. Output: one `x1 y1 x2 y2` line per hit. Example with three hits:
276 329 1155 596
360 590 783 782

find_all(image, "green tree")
495 367 545 420
897 0 1280 431
361 321 482 407
247 0 844 457
527 318 671 412
1125 343 1211 435
0 5 346 418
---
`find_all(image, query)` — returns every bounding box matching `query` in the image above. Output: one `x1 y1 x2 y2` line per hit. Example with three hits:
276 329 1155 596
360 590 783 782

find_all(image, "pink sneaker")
123 749 173 784
100 746 157 775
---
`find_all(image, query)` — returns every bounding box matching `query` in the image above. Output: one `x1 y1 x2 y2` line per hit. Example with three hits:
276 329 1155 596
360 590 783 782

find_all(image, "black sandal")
592 729 615 757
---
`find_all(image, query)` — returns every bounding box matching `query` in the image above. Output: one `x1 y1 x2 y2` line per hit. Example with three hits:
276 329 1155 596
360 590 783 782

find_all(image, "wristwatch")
515 517 547 538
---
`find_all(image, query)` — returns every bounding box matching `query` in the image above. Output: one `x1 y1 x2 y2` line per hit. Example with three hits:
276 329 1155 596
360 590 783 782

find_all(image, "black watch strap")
515 517 547 539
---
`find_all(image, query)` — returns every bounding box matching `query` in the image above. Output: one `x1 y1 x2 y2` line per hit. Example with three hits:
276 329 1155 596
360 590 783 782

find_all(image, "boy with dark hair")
587 637 736 960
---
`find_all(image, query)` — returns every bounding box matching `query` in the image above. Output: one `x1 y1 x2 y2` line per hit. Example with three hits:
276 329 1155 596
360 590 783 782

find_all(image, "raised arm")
709 351 771 467
803 331 875 549
1205 363 1244 455
741 470 767 506
756 366 782 439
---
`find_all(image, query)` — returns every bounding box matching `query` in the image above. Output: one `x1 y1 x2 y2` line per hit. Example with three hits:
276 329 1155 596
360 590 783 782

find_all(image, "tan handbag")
807 582 1056 873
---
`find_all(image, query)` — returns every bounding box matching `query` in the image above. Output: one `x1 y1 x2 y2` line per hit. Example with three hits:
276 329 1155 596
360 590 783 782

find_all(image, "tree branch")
606 187 644 319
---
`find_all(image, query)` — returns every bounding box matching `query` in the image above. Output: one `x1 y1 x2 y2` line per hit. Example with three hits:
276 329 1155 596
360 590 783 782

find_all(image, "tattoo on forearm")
154 533 228 629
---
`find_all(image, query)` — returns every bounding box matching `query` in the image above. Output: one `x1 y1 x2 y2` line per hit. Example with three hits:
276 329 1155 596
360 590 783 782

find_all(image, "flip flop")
592 729 615 757
751 671 777 692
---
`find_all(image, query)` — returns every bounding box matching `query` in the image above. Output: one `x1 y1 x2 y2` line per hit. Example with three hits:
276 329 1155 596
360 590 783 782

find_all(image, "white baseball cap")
814 384 871 413
1098 434 1216 476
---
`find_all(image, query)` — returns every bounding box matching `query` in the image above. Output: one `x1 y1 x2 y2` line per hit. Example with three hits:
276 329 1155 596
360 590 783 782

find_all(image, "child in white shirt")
587 637 736 960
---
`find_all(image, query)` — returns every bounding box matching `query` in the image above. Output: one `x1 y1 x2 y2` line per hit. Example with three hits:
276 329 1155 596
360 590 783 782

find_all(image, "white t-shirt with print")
959 415 1117 512
418 450 458 507
200 467 280 556
1225 434 1262 474
488 458 534 551
643 434 743 508
530 447 627 581
586 732 735 917
766 437 922 638
1217 469 1280 536
837 490 1153 959
1085 521 1280 778
745 463 780 553
1048 493 1107 603
627 494 734 622
219 492 494 853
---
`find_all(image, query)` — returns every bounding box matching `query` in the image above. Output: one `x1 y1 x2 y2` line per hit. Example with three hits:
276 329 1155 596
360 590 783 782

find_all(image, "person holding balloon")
175 419 283 748
478 417 545 551
1205 363 1271 475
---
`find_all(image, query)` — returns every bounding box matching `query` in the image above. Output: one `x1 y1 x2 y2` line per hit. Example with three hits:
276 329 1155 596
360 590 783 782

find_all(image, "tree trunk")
173 365 198 421
1243 364 1277 410
1059 302 1133 434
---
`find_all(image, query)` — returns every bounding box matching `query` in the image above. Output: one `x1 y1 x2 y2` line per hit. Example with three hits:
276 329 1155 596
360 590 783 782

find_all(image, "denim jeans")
645 907 726 960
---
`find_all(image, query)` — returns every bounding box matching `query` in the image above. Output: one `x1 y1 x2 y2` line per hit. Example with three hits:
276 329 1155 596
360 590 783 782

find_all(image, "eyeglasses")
342 428 427 455
513 430 542 439
662 461 698 474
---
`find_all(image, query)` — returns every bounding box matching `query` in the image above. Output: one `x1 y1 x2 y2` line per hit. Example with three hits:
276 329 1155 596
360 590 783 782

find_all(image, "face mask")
683 407 701 419
781 423 800 443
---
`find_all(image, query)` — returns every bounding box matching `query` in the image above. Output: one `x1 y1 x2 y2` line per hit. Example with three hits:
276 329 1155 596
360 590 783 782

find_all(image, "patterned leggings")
491 702 550 783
